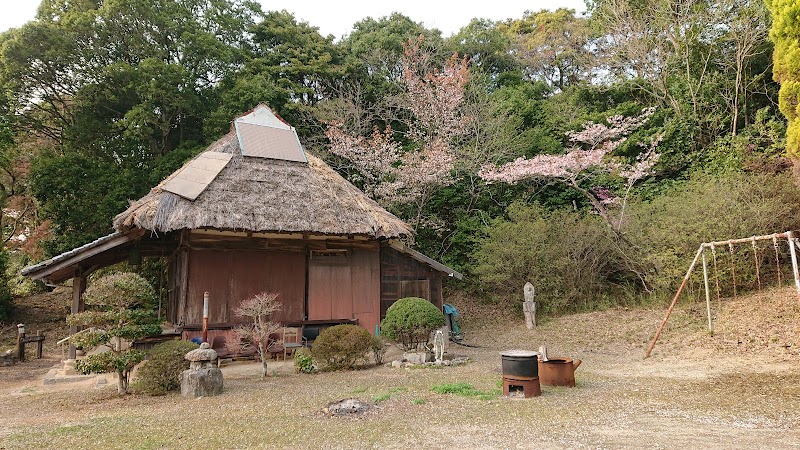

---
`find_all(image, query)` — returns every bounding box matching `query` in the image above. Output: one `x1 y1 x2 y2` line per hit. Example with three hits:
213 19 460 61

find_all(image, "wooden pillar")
68 271 86 360
787 231 800 302
177 248 189 326
701 248 713 332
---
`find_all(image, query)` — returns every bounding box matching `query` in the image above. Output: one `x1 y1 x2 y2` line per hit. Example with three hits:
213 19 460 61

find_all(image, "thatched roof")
113 132 413 239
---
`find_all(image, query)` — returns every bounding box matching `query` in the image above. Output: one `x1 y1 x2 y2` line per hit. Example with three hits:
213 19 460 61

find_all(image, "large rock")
180 367 224 397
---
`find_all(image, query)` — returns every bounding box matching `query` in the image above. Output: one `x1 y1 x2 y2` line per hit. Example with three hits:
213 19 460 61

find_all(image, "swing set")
644 230 800 358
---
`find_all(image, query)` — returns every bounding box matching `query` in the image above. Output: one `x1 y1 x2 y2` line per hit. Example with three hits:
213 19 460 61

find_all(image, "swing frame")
644 230 800 358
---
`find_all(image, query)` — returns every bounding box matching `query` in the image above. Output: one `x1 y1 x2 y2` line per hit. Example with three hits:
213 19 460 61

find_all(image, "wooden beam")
178 248 189 326
68 271 86 360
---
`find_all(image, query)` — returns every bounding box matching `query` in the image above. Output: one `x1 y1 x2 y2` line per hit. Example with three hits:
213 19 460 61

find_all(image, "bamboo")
645 245 705 358
702 248 713 332
703 231 791 247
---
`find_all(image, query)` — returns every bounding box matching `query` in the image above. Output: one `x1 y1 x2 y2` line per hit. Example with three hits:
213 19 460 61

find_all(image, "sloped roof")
113 110 413 239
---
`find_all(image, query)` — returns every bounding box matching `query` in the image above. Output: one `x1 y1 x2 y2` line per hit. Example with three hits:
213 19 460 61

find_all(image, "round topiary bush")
83 272 157 310
380 297 445 351
311 324 373 370
134 340 199 396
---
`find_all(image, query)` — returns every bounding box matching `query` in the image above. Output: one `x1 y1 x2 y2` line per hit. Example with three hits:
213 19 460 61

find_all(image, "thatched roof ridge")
113 132 413 238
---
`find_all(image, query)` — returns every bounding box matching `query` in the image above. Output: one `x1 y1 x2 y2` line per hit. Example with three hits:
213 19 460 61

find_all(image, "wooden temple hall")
22 106 462 357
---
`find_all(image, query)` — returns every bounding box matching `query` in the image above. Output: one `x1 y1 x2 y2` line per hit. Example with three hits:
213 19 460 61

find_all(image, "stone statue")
523 282 536 329
432 329 445 363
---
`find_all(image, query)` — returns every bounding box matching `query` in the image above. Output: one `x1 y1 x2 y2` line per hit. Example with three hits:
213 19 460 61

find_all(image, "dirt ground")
0 287 798 449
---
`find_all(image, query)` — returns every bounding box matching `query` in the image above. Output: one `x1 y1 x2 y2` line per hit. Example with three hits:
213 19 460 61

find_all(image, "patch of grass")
371 386 407 403
351 387 368 394
412 398 425 405
373 393 391 403
430 383 499 400
409 363 444 369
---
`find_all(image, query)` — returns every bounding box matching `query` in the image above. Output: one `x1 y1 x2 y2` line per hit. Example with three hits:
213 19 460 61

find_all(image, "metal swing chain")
773 236 783 286
711 244 721 303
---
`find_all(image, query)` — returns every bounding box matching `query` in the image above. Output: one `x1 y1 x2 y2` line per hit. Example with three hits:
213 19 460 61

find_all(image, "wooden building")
22 106 461 353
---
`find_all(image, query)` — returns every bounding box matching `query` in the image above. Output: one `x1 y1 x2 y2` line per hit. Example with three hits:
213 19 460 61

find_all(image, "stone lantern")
181 342 224 397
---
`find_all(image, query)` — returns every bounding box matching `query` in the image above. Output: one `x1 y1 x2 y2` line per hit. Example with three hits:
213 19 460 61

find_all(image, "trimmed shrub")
83 272 157 310
371 336 388 365
380 297 445 351
311 324 373 370
134 340 199 396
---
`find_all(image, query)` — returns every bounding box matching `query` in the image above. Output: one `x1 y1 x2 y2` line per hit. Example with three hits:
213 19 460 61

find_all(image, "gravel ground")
0 288 798 449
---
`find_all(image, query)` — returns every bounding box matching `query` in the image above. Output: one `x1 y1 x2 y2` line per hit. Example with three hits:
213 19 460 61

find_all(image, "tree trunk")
257 345 269 378
790 155 800 186
117 370 129 395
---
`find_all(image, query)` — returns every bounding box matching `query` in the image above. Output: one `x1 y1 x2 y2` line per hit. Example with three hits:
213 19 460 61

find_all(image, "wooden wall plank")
186 249 305 325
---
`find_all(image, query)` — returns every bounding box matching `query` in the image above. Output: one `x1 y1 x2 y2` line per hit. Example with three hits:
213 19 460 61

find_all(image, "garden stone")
181 343 223 397
88 345 112 356
403 351 429 365
391 360 403 368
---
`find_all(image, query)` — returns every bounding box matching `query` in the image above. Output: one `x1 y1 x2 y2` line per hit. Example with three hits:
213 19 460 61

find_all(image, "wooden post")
787 231 800 302
36 331 43 359
17 324 25 362
202 291 209 343
178 247 189 326
645 245 704 358
69 272 86 360
702 248 713 332
729 243 737 298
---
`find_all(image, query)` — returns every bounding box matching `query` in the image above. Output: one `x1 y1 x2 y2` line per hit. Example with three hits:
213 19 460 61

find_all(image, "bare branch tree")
233 292 282 378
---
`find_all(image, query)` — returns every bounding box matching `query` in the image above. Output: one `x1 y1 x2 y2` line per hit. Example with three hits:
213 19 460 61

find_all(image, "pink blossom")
479 108 661 230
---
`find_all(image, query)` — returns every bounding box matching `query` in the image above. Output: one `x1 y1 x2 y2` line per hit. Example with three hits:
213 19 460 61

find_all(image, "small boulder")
324 398 370 416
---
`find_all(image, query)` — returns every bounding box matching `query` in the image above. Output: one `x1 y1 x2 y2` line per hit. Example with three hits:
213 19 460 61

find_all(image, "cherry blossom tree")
479 107 660 231
325 37 471 230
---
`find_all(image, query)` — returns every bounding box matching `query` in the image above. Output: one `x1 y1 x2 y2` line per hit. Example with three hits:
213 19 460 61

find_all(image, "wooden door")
307 252 352 320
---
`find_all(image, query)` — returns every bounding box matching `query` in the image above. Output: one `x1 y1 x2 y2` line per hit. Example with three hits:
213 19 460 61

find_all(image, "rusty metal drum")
538 357 582 387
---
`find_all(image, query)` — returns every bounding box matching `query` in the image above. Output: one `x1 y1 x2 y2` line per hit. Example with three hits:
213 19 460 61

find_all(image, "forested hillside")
0 0 797 319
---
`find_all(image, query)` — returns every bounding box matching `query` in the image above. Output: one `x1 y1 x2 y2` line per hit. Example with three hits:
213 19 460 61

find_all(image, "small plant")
412 398 426 405
293 348 315 374
380 297 445 351
134 340 199 396
67 272 162 395
431 383 499 401
371 335 388 365
311 324 373 370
